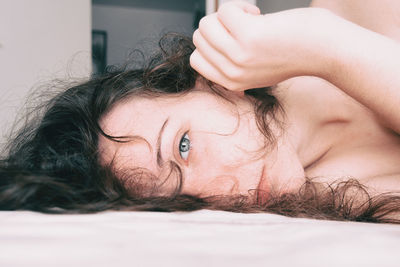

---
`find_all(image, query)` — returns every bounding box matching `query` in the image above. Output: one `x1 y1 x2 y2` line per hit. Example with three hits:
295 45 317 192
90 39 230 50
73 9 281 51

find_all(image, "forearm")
320 17 400 132
190 0 400 132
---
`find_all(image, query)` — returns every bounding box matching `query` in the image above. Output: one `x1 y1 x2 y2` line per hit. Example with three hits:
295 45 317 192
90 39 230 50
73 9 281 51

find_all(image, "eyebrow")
156 118 169 168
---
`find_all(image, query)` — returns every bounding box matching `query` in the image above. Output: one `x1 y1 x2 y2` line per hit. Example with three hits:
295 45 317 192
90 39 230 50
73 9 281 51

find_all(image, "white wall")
92 4 196 67
0 0 91 144
257 0 311 13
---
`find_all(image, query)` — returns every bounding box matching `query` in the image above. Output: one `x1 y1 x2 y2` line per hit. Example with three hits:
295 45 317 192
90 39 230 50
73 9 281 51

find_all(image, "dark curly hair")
1 34 400 223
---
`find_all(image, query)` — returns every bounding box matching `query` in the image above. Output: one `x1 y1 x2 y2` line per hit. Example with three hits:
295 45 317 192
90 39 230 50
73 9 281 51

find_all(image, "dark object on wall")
92 30 107 76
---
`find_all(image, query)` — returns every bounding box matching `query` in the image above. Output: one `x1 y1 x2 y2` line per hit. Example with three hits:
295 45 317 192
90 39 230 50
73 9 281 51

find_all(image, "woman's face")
98 85 305 200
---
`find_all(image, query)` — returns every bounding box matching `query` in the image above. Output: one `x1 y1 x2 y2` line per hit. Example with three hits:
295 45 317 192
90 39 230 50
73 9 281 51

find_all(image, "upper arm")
310 0 400 42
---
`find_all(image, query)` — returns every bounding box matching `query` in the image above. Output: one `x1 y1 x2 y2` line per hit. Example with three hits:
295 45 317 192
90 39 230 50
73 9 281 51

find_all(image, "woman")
1 0 400 223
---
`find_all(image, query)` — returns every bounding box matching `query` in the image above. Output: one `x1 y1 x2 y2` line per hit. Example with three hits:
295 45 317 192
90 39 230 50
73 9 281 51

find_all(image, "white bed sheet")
1 210 399 267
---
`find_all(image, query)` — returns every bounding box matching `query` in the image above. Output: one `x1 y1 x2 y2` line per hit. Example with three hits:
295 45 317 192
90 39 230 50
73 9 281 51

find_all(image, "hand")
190 1 339 91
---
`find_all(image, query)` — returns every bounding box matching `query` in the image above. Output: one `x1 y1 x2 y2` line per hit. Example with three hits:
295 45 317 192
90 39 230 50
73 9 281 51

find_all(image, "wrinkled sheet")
1 210 399 267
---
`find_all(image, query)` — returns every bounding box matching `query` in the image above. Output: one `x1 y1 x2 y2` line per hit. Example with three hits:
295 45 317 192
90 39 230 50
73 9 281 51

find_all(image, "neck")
273 77 352 170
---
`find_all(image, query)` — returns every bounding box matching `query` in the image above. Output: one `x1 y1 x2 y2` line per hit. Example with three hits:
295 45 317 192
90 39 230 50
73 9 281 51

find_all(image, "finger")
190 49 237 90
197 14 240 60
193 29 238 77
219 1 260 15
217 1 260 36
192 32 248 90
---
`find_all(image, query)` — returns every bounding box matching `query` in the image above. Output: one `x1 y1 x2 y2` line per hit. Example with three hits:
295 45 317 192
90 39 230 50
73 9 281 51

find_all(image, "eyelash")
178 132 191 161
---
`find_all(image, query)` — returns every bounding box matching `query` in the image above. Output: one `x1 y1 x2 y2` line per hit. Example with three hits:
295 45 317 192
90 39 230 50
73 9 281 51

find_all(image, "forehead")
100 96 170 136
99 92 215 155
97 97 166 190
100 90 239 137
97 88 251 168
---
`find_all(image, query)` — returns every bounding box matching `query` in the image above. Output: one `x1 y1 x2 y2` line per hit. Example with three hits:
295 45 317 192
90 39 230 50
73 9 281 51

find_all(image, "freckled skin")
98 86 305 198
102 0 400 200
98 74 400 199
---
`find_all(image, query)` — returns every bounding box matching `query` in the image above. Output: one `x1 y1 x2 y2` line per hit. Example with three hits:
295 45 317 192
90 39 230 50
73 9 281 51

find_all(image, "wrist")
263 8 348 81
306 10 358 82
316 14 379 85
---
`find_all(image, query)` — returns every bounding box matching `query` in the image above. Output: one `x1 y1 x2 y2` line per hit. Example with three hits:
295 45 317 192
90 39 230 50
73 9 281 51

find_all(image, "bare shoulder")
277 76 400 193
310 0 400 42
275 76 371 122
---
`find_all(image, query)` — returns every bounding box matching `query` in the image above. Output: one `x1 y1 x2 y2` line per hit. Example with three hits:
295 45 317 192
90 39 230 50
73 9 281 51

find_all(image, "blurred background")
91 0 311 75
0 0 310 145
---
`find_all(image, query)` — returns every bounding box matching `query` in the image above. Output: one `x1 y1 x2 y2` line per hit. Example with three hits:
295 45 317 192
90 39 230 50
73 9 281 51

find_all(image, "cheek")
182 131 265 196
186 176 240 196
188 111 265 167
191 131 249 167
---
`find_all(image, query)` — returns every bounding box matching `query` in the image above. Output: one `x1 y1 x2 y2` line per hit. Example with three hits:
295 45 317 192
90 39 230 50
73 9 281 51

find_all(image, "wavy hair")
1 34 400 223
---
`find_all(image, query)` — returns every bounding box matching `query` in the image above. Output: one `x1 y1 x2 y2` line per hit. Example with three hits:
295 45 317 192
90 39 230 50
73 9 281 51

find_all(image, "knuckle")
241 31 258 46
224 82 241 91
223 66 245 82
231 52 250 66
192 30 200 46
199 13 218 31
189 50 199 67
198 16 209 30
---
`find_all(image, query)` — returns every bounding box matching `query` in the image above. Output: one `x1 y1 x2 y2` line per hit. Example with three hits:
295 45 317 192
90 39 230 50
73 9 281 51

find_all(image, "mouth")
256 166 269 205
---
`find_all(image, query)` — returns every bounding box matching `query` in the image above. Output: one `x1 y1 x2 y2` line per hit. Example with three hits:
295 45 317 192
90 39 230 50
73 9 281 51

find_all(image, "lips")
256 166 269 205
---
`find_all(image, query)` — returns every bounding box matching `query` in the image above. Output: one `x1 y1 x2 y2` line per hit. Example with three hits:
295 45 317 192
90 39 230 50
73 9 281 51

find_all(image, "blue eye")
179 133 190 160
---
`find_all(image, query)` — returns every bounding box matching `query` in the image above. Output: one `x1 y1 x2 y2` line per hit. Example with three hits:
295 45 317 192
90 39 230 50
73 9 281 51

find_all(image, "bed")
1 210 399 266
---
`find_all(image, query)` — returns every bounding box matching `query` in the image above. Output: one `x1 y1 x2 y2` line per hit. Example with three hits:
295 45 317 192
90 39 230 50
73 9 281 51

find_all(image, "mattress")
1 210 399 267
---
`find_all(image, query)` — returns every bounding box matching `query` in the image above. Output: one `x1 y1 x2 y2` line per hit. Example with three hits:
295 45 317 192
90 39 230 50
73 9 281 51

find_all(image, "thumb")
217 1 260 34
220 0 261 15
